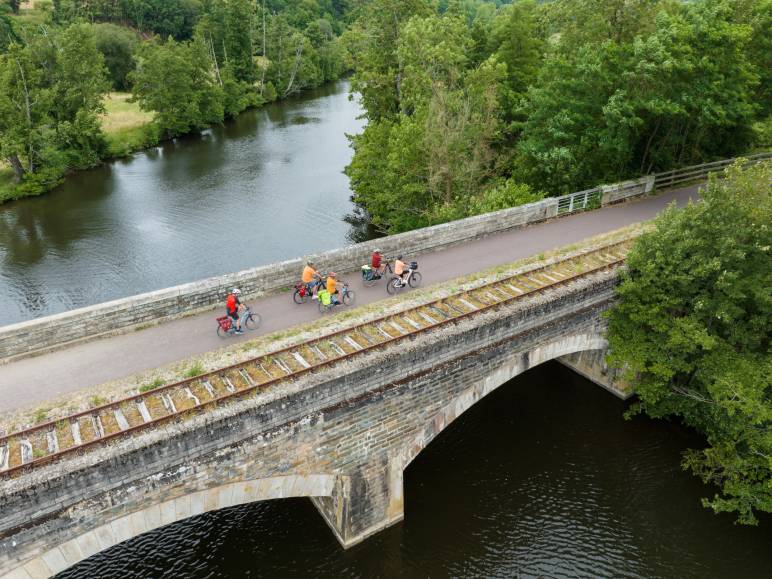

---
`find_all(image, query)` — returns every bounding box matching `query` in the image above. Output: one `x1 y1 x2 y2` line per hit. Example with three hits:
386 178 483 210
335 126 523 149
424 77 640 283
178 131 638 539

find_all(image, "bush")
428 179 545 224
93 23 139 91
752 116 772 149
262 81 277 103
468 179 545 215
105 121 161 157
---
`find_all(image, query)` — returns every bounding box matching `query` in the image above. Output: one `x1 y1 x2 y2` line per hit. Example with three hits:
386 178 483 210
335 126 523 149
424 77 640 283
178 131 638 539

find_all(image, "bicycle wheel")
343 290 356 306
245 313 261 331
363 276 377 288
217 325 229 339
293 289 307 304
318 301 328 314
386 277 401 295
408 272 423 288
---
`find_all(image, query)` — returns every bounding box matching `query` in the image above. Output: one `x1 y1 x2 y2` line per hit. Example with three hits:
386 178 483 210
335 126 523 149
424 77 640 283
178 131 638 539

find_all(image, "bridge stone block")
313 458 404 548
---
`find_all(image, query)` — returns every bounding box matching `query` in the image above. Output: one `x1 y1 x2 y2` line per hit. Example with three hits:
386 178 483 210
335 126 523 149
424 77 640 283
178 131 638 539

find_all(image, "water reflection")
59 363 772 579
0 80 366 325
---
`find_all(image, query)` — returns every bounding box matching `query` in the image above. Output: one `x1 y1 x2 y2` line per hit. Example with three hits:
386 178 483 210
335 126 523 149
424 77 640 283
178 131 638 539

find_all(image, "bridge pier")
312 458 404 548
558 349 631 399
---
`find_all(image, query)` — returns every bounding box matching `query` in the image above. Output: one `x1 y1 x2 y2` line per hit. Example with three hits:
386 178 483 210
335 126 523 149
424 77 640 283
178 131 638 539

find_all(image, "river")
0 80 365 326
58 363 772 578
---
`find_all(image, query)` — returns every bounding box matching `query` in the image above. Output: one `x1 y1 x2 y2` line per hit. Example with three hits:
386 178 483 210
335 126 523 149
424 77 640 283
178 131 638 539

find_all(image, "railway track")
0 239 634 479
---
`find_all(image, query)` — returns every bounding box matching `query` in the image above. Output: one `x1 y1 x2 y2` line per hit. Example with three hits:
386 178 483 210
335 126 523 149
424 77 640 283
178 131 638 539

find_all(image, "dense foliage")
0 22 109 194
607 161 772 525
346 0 771 233
0 0 351 198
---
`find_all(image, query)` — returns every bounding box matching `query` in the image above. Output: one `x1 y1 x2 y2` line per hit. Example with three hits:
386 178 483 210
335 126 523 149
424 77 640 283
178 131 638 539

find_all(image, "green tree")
0 42 53 183
52 23 110 168
488 0 542 97
0 23 108 188
733 0 772 117
397 12 471 114
516 0 758 193
93 23 139 91
130 37 224 137
348 0 433 121
607 160 772 525
224 0 256 83
0 4 19 53
542 0 661 47
121 0 202 40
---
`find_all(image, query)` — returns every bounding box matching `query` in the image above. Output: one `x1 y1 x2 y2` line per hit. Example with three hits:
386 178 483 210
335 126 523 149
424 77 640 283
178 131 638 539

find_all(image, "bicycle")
293 277 324 304
386 261 422 295
318 283 356 314
361 261 393 288
216 306 261 338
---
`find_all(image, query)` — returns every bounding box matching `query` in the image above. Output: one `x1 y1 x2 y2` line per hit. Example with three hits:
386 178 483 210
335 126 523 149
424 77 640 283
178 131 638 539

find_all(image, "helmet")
306 260 315 266
373 248 381 253
397 254 403 261
232 288 241 295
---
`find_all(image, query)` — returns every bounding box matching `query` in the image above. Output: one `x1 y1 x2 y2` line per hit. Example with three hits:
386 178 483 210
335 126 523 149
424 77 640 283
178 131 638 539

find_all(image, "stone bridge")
0 268 626 578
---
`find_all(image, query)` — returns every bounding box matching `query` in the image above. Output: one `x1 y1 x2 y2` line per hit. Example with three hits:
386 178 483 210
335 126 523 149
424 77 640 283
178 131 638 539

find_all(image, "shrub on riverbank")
101 92 157 157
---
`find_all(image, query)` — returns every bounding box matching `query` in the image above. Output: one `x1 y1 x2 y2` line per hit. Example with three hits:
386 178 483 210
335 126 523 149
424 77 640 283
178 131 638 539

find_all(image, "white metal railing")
554 152 771 216
556 187 601 215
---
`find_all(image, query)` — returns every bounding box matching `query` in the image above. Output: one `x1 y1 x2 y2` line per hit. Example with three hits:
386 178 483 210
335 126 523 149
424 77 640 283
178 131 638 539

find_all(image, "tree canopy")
0 22 108 192
346 0 771 233
607 160 772 525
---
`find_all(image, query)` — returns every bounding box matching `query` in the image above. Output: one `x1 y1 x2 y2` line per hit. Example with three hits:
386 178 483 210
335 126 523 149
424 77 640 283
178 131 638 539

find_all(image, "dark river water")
0 80 365 326
59 363 772 578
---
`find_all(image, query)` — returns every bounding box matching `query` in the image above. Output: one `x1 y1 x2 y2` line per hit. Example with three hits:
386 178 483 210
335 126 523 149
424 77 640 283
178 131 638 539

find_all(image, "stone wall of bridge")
559 349 631 399
0 270 620 578
0 176 653 362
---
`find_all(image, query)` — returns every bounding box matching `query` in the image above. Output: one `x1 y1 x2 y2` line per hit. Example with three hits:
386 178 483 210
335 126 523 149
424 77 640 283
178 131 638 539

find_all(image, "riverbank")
0 92 158 203
1 84 299 204
101 92 156 158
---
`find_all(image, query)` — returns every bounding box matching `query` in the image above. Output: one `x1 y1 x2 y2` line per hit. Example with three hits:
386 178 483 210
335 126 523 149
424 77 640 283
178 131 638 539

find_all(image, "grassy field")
101 92 157 157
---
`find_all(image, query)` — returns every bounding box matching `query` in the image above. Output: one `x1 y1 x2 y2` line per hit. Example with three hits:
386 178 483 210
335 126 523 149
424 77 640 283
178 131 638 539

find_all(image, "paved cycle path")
0 185 699 412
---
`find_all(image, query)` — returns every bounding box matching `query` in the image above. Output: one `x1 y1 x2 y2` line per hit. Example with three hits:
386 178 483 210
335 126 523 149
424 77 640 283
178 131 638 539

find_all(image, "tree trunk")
7 155 24 183
209 35 223 86
283 43 303 97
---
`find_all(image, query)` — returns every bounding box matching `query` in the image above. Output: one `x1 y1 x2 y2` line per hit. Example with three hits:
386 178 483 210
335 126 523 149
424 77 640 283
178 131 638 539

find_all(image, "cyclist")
371 248 385 276
326 271 341 304
394 255 410 286
226 288 244 334
302 260 322 299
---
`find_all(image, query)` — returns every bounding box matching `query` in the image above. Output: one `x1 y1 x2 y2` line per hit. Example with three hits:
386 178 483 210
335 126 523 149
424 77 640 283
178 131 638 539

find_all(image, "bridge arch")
12 473 337 578
394 333 609 473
